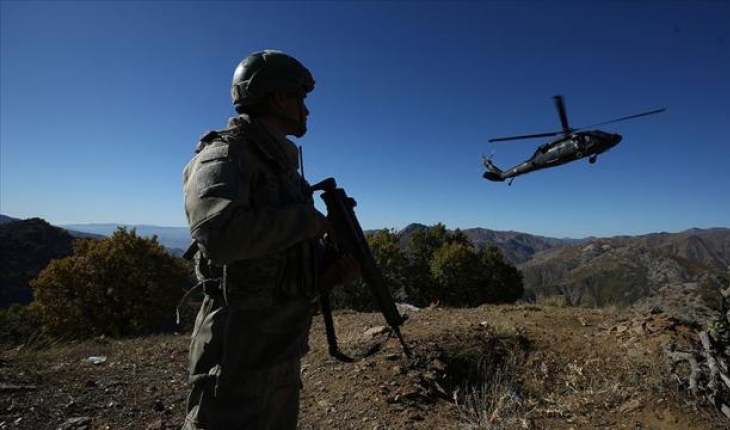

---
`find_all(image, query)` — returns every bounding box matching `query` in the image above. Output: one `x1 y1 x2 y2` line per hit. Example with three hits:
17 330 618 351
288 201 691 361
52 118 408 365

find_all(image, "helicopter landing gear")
589 155 597 164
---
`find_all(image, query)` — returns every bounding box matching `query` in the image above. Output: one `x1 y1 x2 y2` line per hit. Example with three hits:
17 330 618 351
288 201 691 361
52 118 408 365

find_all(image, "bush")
29 228 190 338
331 224 525 310
480 245 524 304
427 243 524 307
331 229 408 312
430 243 483 306
540 295 568 307
0 304 42 350
405 223 471 306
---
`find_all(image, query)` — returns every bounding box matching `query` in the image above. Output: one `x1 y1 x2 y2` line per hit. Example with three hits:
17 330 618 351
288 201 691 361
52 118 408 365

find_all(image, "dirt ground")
1 304 729 429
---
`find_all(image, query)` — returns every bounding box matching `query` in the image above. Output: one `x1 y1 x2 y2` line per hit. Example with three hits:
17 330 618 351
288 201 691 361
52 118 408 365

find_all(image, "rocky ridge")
520 239 728 322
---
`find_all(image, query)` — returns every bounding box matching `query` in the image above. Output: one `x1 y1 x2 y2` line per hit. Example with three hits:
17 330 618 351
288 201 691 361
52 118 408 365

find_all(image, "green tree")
30 228 189 338
480 245 524 303
0 304 41 350
430 243 484 306
405 223 471 306
331 229 409 311
368 229 409 300
407 224 470 265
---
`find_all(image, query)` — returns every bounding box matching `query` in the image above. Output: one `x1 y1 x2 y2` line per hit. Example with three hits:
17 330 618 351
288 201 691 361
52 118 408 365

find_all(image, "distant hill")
396 223 730 321
396 223 584 265
396 223 729 271
0 218 75 308
602 228 730 272
0 217 191 309
0 215 20 225
462 227 586 264
518 231 730 322
3 214 728 318
60 223 190 255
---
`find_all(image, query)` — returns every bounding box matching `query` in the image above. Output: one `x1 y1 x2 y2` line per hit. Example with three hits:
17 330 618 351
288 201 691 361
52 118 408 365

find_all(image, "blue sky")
1 0 729 238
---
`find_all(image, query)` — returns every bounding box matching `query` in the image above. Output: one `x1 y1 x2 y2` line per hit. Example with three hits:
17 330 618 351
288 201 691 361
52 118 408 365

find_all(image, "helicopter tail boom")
482 156 505 182
483 171 505 182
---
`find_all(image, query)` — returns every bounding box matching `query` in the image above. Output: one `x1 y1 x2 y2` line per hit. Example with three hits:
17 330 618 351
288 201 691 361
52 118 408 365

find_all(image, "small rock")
0 383 37 392
153 399 165 412
86 356 107 365
619 398 643 413
146 419 163 430
363 326 390 339
408 412 425 421
58 417 92 430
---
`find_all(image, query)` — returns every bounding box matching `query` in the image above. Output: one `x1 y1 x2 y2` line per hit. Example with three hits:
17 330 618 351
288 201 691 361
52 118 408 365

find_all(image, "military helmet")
231 50 315 114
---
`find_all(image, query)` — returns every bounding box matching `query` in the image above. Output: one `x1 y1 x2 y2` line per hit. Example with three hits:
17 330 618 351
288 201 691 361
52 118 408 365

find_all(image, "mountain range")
1 214 728 321
59 223 192 253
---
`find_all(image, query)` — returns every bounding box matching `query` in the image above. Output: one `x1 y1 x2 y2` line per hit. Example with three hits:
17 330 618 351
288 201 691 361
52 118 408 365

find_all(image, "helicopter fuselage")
484 130 622 181
483 95 663 183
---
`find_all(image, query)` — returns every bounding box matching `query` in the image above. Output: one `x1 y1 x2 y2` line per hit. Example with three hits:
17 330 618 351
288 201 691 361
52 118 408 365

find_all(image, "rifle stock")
312 177 411 360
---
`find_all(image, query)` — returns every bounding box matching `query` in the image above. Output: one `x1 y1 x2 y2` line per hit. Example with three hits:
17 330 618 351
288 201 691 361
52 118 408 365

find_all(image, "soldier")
181 50 357 429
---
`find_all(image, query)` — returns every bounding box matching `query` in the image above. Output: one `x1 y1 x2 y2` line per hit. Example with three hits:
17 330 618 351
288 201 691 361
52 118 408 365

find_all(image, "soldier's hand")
320 254 360 292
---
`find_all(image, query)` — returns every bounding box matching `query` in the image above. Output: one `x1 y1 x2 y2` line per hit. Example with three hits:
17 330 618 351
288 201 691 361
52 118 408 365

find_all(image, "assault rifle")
311 177 411 362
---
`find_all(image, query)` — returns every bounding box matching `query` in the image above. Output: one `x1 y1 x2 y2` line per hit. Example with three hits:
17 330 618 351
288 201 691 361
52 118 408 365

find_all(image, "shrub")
480 245 524 304
0 304 42 350
29 228 189 338
332 224 525 310
430 243 484 306
540 295 568 308
405 223 471 306
331 229 408 312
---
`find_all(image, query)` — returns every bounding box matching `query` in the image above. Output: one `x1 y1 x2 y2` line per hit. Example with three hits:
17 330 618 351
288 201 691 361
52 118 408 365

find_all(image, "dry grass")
453 353 527 429
2 305 730 429
538 295 567 308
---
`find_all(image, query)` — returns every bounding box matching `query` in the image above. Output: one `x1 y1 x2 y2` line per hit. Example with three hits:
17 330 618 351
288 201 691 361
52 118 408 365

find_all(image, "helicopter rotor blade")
554 95 572 134
574 108 666 131
488 131 562 142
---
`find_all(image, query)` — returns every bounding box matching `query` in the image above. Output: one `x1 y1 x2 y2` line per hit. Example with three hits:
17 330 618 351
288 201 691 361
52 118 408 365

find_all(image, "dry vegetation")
2 305 730 429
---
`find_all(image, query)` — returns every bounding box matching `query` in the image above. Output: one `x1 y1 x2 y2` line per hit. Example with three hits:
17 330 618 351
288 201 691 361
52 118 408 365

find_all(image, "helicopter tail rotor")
482 153 505 182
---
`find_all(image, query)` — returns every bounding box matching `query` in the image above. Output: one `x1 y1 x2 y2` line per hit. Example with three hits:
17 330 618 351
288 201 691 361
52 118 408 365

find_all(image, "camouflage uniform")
181 114 325 429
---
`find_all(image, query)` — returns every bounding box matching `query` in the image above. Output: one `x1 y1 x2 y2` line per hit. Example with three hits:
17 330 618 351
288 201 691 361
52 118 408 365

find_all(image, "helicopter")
483 95 665 184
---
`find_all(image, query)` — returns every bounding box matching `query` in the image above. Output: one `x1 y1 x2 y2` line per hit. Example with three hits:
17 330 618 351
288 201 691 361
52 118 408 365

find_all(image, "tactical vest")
184 119 320 309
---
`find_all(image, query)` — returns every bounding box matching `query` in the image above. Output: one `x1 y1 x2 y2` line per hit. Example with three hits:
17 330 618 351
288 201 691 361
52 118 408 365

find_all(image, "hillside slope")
608 229 730 272
1 305 728 429
398 224 730 271
520 239 728 323
0 218 75 308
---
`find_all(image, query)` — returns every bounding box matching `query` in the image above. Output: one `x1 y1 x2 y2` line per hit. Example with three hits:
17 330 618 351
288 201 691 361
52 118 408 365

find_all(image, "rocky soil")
2 305 730 430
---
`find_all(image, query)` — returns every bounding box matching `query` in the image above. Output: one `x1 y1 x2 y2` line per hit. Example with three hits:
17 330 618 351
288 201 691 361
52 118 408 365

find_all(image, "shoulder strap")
194 130 221 153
